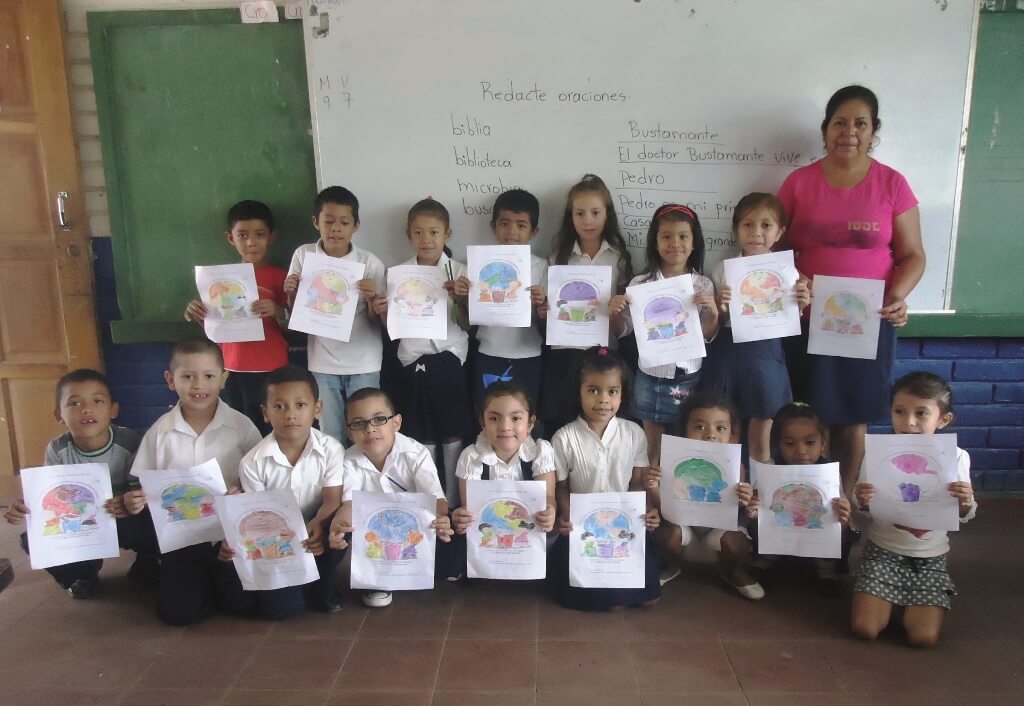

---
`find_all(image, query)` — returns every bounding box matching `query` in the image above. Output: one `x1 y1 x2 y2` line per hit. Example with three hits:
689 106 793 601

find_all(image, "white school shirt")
476 254 548 359
620 269 716 378
238 428 345 521
130 401 262 488
552 416 648 493
551 240 625 351
854 447 977 558
456 432 557 481
396 253 470 367
341 431 446 502
288 241 386 376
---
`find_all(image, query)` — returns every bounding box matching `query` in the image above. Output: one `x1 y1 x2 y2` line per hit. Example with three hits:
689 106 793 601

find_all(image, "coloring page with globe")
753 461 842 559
658 435 740 531
467 244 532 328
863 433 959 532
627 274 706 367
135 459 228 553
723 251 801 343
288 253 366 342
465 479 548 580
386 265 449 340
195 263 264 343
546 265 612 347
21 463 119 570
807 275 884 360
568 491 646 589
350 491 437 591
216 489 319 591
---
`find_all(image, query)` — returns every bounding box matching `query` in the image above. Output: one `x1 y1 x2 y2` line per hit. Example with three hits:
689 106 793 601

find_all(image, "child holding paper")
184 200 288 433
372 198 471 509
283 186 386 443
223 366 347 617
850 372 975 648
703 193 811 464
3 369 157 598
122 339 262 626
550 347 661 611
329 388 454 608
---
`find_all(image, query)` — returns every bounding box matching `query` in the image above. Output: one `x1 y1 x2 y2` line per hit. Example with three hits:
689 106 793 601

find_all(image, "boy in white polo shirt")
328 388 454 608
227 365 346 617
124 338 262 626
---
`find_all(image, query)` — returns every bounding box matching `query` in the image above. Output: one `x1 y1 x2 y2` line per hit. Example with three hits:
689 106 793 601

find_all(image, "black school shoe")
68 578 99 599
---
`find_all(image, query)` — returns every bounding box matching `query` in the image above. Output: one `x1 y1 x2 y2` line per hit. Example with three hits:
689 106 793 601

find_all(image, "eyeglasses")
345 414 396 431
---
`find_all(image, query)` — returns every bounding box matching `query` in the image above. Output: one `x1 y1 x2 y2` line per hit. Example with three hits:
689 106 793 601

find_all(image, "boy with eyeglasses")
329 387 453 608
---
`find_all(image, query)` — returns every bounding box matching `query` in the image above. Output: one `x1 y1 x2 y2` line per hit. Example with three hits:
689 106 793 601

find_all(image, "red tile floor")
1 496 1021 705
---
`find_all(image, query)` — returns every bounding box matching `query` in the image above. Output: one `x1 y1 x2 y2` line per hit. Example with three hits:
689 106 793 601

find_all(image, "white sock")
442 440 463 508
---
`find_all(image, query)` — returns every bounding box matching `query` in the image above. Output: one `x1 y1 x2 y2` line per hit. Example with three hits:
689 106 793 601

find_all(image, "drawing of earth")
821 292 869 335
769 483 827 529
365 508 424 561
642 296 687 340
739 270 784 315
580 509 634 559
556 281 599 322
306 270 350 314
477 499 534 548
673 458 727 502
887 453 941 502
480 261 519 289
395 277 438 317
160 482 217 522
208 279 248 320
239 510 296 561
41 483 99 536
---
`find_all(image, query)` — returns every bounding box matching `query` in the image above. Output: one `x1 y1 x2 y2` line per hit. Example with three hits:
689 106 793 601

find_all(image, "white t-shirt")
476 254 548 359
130 401 262 488
550 240 626 351
288 241 386 376
456 432 556 481
238 428 345 521
552 416 648 493
341 431 446 502
856 446 976 558
396 253 470 367
620 269 716 378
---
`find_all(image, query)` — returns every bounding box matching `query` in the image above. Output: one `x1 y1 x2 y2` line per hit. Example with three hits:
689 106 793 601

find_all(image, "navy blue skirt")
548 532 661 611
701 327 793 420
784 320 896 426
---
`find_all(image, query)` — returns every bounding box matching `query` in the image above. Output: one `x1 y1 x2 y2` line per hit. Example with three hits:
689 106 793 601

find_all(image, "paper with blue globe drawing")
807 275 884 360
195 263 264 344
21 463 119 570
627 273 706 367
467 244 532 328
288 252 366 342
754 461 842 559
863 433 959 532
216 489 319 592
546 265 612 347
569 491 646 588
135 459 228 553
724 250 801 343
465 479 547 580
659 435 740 531
350 491 437 591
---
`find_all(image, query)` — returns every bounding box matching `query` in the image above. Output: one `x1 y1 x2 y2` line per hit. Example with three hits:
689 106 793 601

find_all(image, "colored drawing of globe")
559 280 598 302
739 271 784 314
582 509 632 540
397 278 435 301
479 261 519 290
673 458 727 502
823 293 868 321
769 483 827 529
480 499 531 533
41 483 98 535
367 508 419 543
160 482 216 522
311 271 348 295
888 453 941 501
208 279 247 319
239 510 290 539
209 279 245 301
643 296 684 326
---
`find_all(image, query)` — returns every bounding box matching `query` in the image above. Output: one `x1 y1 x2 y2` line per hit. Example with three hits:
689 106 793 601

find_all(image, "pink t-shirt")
777 160 918 287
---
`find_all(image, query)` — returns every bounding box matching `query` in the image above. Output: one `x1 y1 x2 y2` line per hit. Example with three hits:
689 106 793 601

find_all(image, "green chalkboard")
89 10 316 343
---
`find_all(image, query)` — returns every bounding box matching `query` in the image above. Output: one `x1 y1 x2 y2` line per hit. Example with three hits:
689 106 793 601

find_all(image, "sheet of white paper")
239 0 279 24
569 491 647 588
216 489 318 591
21 464 119 570
864 433 960 532
350 491 437 590
724 251 801 343
807 275 885 360
465 479 547 580
754 461 842 559
467 245 532 327
627 274 706 367
658 435 740 531
386 265 449 340
135 459 228 553
195 263 264 344
288 253 366 342
546 265 613 347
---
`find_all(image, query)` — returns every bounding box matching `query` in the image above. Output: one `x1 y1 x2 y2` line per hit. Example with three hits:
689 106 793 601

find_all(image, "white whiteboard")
302 0 977 311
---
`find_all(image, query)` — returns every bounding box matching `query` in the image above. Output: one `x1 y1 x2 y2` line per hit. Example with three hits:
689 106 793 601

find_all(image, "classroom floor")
0 496 1021 706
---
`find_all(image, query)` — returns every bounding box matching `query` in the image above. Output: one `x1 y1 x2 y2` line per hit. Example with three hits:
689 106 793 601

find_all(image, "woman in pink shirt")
778 85 926 496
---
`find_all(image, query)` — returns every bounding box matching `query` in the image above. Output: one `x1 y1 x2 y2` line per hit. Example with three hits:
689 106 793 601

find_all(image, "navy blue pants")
223 370 271 435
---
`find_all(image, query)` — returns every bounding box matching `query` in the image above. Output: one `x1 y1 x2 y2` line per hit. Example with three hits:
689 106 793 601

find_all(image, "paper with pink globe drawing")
195 263 264 343
753 460 842 558
723 251 801 343
288 252 366 342
863 433 960 531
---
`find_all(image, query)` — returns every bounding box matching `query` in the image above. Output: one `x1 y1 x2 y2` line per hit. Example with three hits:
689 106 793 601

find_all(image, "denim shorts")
632 367 701 427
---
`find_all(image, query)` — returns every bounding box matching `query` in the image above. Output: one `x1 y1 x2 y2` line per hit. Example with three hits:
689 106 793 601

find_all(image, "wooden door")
0 0 100 475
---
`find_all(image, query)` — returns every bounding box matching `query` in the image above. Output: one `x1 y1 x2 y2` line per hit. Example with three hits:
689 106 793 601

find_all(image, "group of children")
2 174 975 648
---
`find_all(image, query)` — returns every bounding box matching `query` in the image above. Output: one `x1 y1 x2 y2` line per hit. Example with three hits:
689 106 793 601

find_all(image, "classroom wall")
65 1 1024 491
